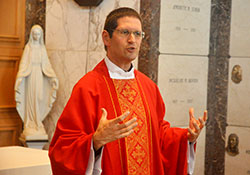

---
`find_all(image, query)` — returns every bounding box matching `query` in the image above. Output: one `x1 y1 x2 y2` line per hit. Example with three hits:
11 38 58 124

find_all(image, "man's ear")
102 30 111 47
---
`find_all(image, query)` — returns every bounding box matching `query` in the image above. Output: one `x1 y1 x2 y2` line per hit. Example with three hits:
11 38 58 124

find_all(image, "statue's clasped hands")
93 108 138 151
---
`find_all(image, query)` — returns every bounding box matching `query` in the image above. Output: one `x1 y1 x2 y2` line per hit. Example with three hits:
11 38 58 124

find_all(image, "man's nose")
127 32 136 42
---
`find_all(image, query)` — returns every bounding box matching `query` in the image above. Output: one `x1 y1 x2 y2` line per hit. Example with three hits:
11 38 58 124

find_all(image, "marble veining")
43 49 87 139
45 0 140 142
139 0 160 83
205 0 232 174
25 0 46 44
46 0 89 51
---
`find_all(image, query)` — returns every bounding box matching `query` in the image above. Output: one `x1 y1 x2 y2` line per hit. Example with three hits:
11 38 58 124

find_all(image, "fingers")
94 109 138 149
120 111 130 121
101 109 130 124
198 110 207 129
117 118 138 134
189 108 207 127
117 129 134 139
187 128 198 142
189 108 194 119
198 117 205 129
100 108 108 121
187 128 196 137
203 110 208 121
117 117 137 130
110 111 130 124
188 121 200 142
107 111 137 139
193 121 200 133
187 108 207 142
189 108 196 129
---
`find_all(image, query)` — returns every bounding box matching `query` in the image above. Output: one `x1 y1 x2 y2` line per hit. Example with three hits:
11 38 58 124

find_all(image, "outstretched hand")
93 108 138 151
187 108 207 142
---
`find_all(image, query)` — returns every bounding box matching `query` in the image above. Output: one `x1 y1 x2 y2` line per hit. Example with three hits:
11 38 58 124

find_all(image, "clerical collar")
104 56 135 79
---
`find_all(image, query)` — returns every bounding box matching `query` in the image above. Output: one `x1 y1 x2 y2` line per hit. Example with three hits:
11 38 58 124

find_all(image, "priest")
49 7 207 175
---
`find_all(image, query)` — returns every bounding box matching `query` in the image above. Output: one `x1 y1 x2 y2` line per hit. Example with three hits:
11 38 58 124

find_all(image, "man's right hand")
93 108 137 151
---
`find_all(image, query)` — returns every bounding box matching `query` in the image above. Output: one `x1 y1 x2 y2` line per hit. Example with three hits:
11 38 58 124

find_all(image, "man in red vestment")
49 7 207 175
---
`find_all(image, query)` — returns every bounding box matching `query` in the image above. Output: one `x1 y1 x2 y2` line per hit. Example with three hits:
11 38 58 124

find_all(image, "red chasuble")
49 60 188 175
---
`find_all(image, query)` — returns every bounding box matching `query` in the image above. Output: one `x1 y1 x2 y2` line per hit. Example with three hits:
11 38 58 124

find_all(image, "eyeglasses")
113 29 145 39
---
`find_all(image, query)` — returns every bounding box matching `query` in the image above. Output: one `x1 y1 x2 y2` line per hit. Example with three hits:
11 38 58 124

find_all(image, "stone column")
205 0 232 174
139 0 161 84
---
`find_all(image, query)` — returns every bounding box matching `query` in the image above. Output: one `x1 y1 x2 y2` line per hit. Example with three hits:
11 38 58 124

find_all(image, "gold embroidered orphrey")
113 79 151 175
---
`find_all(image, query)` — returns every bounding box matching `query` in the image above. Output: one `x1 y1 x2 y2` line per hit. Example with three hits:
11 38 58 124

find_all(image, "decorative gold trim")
103 76 124 174
113 79 151 175
136 77 153 168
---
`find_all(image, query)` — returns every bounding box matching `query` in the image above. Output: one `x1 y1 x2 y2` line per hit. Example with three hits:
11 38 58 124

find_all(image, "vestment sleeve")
156 87 188 175
49 82 99 175
187 141 196 174
85 139 104 175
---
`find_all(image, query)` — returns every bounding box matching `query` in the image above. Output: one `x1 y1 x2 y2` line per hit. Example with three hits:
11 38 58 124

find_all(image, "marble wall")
44 0 139 141
40 0 250 174
205 1 231 174
25 0 46 44
158 0 211 174
230 0 250 57
225 0 250 173
44 0 210 173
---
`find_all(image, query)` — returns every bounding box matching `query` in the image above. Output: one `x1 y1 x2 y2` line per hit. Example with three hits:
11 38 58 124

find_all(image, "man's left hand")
187 108 207 142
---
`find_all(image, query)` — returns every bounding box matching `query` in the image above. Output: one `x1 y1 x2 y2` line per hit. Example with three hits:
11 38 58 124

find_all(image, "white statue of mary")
15 25 58 140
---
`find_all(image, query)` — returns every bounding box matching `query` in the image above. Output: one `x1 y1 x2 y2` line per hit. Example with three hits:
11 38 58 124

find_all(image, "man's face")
105 16 143 68
229 136 237 148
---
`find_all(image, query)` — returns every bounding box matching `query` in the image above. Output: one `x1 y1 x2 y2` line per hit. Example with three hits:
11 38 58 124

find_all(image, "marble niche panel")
227 57 250 127
193 128 206 175
225 126 250 175
158 55 208 126
46 0 89 51
230 0 250 57
159 0 211 55
86 0 140 71
158 55 207 175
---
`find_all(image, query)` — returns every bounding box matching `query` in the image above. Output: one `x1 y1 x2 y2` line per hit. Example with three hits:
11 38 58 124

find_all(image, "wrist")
93 132 103 151
94 146 102 157
187 132 196 143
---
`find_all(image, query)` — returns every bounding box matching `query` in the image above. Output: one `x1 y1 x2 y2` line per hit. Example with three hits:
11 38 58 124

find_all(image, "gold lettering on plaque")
231 65 242 84
226 133 239 156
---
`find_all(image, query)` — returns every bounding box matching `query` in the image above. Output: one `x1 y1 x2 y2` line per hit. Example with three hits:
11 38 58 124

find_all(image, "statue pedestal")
19 134 48 150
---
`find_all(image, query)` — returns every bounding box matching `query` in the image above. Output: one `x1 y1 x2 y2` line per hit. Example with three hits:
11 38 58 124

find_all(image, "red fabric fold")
49 60 188 175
